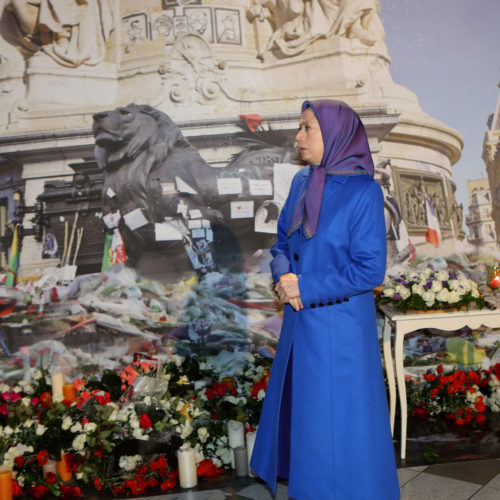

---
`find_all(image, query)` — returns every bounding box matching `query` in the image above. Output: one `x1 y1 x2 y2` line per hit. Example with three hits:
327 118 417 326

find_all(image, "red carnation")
45 471 57 484
36 450 49 466
93 477 103 491
14 456 24 468
139 413 153 429
160 479 176 490
29 485 50 498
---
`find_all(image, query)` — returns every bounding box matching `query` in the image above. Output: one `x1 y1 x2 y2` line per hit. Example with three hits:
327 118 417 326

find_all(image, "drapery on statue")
247 0 385 56
5 0 115 67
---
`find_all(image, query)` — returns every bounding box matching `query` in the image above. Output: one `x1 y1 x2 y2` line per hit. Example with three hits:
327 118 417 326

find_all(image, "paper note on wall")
103 211 121 229
217 177 243 195
124 208 149 230
188 219 202 229
189 209 202 219
231 200 254 219
191 228 205 239
161 182 177 195
249 179 273 196
273 163 301 204
175 176 197 194
155 223 183 241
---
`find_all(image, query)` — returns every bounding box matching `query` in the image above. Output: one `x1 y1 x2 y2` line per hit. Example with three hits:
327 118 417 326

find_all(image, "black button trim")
310 303 316 308
294 253 299 261
344 297 349 302
318 302 324 307
327 301 333 306
336 299 342 304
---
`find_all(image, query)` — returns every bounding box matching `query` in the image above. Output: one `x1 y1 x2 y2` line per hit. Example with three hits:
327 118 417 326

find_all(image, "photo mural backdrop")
0 1 495 381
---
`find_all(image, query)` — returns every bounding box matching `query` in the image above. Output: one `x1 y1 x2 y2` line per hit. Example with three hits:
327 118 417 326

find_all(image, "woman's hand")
275 273 304 311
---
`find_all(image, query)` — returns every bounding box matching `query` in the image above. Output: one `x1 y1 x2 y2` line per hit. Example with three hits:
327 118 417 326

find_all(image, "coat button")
327 301 333 306
310 303 316 308
344 297 349 302
318 302 324 307
336 299 342 304
294 253 299 261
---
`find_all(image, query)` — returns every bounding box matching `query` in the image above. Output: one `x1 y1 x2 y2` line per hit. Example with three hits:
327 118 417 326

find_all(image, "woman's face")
296 107 324 165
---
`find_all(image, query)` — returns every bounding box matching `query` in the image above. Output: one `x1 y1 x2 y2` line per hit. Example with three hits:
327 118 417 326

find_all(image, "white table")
379 303 500 460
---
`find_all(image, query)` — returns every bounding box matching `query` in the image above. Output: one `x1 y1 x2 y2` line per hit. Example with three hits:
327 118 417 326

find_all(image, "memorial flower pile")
0 353 272 498
407 363 500 424
378 268 485 313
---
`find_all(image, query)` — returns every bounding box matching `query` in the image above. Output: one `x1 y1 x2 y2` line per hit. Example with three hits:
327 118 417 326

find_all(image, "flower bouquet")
377 268 485 313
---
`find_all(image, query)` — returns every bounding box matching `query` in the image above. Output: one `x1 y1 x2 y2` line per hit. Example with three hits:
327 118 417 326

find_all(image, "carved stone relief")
4 0 116 67
158 34 228 104
393 167 451 234
246 0 385 57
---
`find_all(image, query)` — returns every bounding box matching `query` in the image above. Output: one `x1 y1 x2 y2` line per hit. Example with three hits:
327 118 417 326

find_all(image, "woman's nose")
296 129 303 142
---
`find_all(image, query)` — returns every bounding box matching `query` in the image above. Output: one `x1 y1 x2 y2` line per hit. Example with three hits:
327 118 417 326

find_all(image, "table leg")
382 318 396 436
394 326 407 460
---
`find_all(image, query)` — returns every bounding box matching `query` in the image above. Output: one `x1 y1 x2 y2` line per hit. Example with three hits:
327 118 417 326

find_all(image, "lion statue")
93 103 219 271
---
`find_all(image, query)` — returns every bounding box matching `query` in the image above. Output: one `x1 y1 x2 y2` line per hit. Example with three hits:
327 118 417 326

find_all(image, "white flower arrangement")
378 268 484 312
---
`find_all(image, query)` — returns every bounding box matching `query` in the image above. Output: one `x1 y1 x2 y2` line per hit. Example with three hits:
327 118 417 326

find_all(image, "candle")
177 445 197 488
43 460 58 477
234 445 248 477
227 420 245 469
51 372 64 401
246 431 257 478
492 275 500 288
0 469 13 500
63 383 76 403
57 452 72 483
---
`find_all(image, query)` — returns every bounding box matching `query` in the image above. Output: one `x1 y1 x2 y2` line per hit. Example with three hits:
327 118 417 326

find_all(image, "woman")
250 100 400 500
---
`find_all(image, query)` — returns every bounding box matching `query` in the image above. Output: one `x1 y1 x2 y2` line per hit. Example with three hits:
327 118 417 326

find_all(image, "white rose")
421 291 435 307
471 288 480 298
447 291 460 304
411 284 424 296
197 427 209 443
177 420 193 439
35 424 47 436
436 270 449 281
436 288 451 302
70 423 82 433
449 279 460 291
3 426 14 436
62 416 73 430
382 287 395 297
84 422 97 434
431 281 443 293
72 433 86 450
399 287 411 300
133 428 148 440
257 389 266 401
172 355 183 367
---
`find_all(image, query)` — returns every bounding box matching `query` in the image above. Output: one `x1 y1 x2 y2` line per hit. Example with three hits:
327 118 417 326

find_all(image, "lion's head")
93 103 188 170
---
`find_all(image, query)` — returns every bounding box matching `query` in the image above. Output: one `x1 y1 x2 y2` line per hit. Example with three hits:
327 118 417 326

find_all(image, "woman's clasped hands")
274 273 304 311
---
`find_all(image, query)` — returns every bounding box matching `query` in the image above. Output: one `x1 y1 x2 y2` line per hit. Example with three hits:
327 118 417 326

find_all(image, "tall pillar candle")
63 383 76 403
0 468 13 500
177 445 197 488
57 452 72 483
234 445 248 477
51 372 64 401
246 431 257 478
227 420 245 469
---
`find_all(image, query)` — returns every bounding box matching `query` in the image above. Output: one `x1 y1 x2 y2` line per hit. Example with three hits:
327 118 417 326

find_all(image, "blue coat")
250 169 400 500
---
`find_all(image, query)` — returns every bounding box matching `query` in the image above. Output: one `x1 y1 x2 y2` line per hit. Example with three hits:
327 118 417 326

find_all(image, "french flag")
425 196 441 246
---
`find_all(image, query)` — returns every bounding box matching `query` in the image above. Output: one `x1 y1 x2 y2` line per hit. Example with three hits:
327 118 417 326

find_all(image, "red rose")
411 407 429 419
475 414 485 424
36 450 49 466
475 398 486 413
12 478 23 496
139 413 153 429
430 388 439 399
39 392 52 408
72 486 82 497
455 418 466 425
160 479 176 490
197 459 226 478
45 471 57 484
437 365 444 374
93 477 103 491
423 373 436 382
205 388 216 400
149 477 159 487
14 456 24 468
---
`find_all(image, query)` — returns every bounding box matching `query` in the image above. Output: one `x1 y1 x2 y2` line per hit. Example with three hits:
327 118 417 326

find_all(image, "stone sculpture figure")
5 0 115 67
247 0 384 56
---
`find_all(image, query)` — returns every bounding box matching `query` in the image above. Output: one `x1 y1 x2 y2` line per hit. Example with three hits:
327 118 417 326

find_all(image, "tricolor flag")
425 197 441 247
6 225 20 288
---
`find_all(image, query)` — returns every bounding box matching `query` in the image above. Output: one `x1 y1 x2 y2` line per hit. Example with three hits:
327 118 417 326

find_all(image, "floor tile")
425 460 500 485
400 473 480 500
469 486 500 500
404 465 429 472
235 483 274 499
398 468 422 488
484 472 500 490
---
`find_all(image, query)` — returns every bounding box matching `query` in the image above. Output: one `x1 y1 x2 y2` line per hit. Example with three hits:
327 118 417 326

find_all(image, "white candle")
42 460 58 477
227 420 245 469
246 431 257 478
177 445 197 488
234 445 248 477
51 372 64 401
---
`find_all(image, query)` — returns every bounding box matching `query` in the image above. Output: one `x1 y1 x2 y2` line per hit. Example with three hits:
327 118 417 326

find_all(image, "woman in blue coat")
250 100 400 500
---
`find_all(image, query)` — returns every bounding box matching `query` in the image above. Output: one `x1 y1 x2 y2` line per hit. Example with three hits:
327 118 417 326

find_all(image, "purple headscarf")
288 99 374 239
